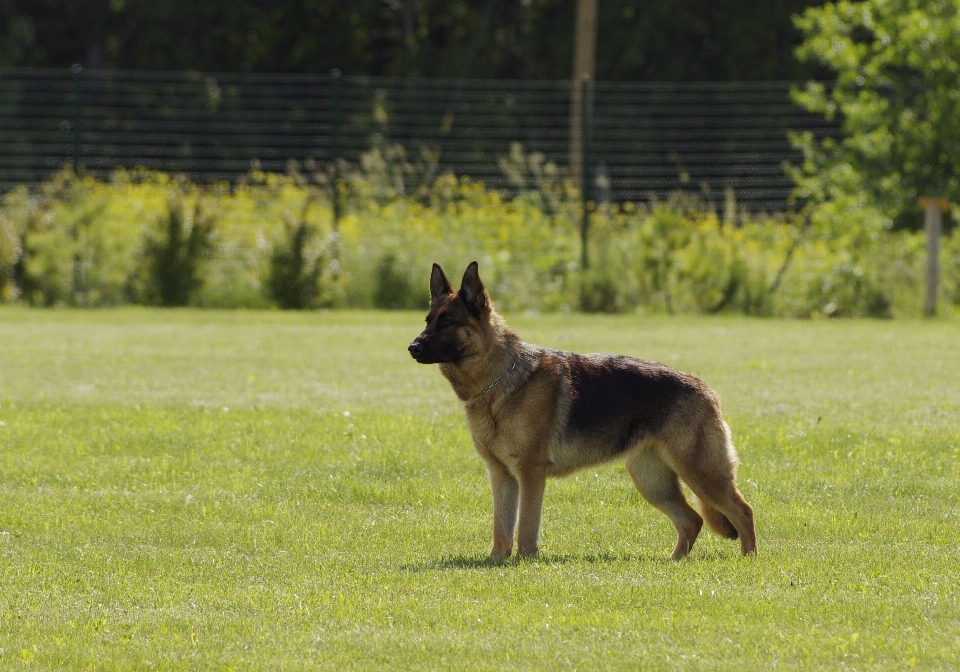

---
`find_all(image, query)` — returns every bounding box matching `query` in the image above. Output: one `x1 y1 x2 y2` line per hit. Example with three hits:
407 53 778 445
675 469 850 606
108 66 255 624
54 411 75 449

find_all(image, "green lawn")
1 308 958 670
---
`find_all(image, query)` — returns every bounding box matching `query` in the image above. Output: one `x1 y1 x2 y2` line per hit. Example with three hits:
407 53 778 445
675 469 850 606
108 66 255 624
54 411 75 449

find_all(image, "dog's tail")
697 500 739 540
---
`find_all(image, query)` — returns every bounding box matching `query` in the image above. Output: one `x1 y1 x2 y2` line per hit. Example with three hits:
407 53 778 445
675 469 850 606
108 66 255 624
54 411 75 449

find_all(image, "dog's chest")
461 360 564 468
464 394 560 470
466 410 518 460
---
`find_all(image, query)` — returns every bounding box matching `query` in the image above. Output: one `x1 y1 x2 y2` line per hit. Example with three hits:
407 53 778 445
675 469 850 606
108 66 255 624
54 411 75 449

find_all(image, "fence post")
580 74 592 271
569 0 597 200
919 196 947 317
71 64 83 174
330 69 342 229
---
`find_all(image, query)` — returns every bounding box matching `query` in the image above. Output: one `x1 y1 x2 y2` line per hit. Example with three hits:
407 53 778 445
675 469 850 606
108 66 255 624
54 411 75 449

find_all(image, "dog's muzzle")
408 340 425 360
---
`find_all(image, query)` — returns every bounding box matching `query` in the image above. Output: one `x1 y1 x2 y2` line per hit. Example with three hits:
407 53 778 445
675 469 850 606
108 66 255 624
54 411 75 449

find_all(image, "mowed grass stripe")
1 308 959 425
0 308 958 669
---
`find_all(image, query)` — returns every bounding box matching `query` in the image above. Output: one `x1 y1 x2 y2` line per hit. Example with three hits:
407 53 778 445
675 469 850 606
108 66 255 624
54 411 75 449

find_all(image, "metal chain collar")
473 360 517 399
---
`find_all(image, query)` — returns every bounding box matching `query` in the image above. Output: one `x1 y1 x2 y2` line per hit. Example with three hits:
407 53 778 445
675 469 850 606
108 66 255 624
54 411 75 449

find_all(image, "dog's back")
539 348 714 473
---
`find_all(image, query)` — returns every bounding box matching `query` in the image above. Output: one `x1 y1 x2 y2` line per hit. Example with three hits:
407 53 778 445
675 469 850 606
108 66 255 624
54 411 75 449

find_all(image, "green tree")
1 0 824 82
791 0 960 229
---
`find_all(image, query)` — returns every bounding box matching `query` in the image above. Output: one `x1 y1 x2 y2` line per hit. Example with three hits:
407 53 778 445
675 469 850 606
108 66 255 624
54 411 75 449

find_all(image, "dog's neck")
439 312 521 402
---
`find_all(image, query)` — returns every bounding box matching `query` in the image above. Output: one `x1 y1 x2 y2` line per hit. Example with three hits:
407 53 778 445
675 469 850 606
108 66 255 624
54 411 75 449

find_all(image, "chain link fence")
0 67 834 211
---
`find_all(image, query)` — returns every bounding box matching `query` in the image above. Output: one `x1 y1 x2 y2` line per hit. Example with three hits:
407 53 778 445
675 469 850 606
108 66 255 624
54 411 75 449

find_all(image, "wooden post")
918 197 948 317
330 68 342 280
580 75 592 271
330 69 342 228
71 64 83 174
569 0 597 193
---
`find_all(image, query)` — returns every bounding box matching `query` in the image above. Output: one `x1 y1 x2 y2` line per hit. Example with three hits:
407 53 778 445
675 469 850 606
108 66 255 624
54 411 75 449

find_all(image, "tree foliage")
792 0 960 228
0 0 826 82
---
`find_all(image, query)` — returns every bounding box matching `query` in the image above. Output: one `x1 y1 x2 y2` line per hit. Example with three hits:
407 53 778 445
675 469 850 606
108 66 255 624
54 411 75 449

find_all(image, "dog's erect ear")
458 261 489 315
430 263 453 303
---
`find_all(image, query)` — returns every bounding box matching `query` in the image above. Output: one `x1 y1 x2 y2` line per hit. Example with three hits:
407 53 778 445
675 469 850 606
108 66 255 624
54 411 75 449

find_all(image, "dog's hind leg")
696 499 739 540
718 491 755 556
485 458 519 558
625 450 703 560
682 473 756 556
669 434 757 556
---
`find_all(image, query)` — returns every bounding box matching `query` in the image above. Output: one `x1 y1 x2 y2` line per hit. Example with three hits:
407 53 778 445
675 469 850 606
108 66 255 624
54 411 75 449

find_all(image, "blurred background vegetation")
2 166 956 316
0 0 827 81
1 0 958 317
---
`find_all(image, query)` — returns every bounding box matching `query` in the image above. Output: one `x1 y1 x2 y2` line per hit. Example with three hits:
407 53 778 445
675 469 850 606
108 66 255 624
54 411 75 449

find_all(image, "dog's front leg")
485 459 519 558
516 465 548 558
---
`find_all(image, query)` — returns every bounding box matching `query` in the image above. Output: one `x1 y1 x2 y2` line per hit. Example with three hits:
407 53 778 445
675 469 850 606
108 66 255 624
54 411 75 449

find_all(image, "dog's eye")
437 315 457 329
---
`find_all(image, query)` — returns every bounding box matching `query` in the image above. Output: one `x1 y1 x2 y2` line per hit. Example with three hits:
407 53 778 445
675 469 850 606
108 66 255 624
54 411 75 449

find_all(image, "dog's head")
408 261 491 364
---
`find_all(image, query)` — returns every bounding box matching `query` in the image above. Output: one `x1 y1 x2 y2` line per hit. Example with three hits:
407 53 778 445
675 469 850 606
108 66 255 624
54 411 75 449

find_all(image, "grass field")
1 307 958 670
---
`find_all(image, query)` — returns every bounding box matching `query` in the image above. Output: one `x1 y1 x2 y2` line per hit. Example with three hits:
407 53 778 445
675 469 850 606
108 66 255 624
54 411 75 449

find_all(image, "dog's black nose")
408 341 423 358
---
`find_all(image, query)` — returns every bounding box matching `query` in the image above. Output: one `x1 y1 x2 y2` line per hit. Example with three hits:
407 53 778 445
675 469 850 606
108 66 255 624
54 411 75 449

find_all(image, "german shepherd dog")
408 262 756 560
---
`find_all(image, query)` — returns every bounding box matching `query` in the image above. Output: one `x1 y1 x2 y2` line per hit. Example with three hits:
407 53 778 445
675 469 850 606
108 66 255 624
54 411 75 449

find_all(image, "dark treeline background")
0 0 826 81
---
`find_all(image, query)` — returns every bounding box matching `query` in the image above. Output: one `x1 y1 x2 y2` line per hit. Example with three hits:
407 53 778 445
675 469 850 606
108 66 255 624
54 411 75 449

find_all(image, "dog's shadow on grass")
402 551 668 572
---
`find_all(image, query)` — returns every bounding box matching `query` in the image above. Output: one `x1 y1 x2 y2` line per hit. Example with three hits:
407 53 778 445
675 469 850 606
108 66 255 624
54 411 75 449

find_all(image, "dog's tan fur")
408 262 756 559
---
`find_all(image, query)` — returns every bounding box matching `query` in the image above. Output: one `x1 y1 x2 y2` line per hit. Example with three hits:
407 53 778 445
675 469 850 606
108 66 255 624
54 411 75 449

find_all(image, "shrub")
268 221 321 309
373 252 426 310
0 187 38 302
266 196 341 309
140 194 216 307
